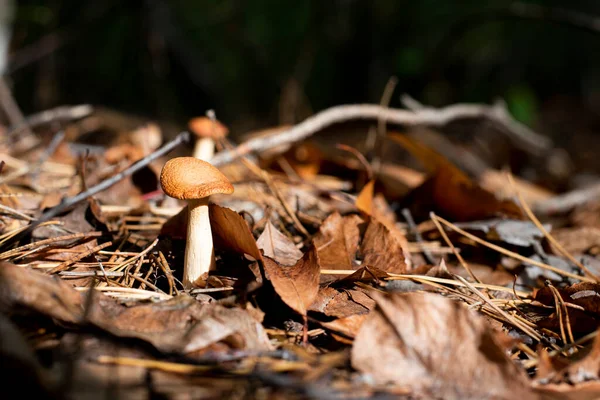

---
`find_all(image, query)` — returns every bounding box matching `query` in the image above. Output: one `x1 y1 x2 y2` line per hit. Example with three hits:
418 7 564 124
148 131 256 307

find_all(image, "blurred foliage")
7 0 600 136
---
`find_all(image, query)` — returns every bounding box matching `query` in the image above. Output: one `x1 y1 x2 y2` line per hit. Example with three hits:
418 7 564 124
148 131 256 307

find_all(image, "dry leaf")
360 218 409 274
309 286 374 318
355 179 375 215
532 331 600 399
549 227 600 255
389 132 524 222
159 206 187 240
534 282 600 335
351 291 535 399
262 244 320 316
256 220 302 266
313 212 363 271
318 314 368 341
209 204 263 262
0 262 272 354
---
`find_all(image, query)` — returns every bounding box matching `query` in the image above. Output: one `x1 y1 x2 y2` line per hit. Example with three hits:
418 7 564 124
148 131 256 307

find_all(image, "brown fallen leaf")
313 212 363 271
93 296 273 354
209 204 263 262
389 132 524 222
532 331 600 399
0 262 272 354
360 218 409 274
262 244 320 317
549 227 600 256
318 314 368 341
256 220 302 266
351 291 535 399
355 179 375 216
159 206 187 240
534 282 600 335
309 286 374 318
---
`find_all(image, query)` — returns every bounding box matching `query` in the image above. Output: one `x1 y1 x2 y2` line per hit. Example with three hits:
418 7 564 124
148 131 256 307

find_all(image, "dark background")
8 0 600 174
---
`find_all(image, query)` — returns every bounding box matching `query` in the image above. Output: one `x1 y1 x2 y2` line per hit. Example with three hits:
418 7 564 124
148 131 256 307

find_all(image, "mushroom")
188 116 229 161
160 157 234 288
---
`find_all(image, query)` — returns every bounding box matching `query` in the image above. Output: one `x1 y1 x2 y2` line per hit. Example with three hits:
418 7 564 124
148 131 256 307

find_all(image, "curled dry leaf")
262 244 320 316
360 218 410 274
256 220 302 266
209 204 263 262
351 291 535 399
0 262 272 354
313 211 363 271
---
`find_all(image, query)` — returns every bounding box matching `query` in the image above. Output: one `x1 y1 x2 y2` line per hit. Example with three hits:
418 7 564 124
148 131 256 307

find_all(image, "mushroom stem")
183 196 215 288
193 137 215 161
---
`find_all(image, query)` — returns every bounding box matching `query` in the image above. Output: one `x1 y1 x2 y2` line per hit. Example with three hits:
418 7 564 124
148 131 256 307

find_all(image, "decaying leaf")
532 330 600 399
0 262 272 354
262 244 320 316
209 204 263 262
549 227 600 256
351 291 534 399
313 212 363 271
319 314 368 341
256 220 302 266
360 218 409 274
534 282 600 335
389 132 524 222
309 286 374 318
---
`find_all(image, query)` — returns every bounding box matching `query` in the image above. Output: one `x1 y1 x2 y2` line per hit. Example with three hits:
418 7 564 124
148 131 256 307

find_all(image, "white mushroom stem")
183 196 215 288
193 137 215 161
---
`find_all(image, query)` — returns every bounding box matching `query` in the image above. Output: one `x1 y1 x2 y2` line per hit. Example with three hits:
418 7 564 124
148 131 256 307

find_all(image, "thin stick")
30 129 66 176
6 105 92 137
211 102 550 166
335 143 373 181
96 356 210 374
453 274 551 347
430 212 481 284
373 76 398 170
0 231 102 260
402 208 435 264
2 131 190 248
48 241 112 274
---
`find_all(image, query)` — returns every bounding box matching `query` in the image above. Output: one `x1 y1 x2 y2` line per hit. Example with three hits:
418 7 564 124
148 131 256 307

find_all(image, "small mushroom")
160 157 234 288
188 117 229 161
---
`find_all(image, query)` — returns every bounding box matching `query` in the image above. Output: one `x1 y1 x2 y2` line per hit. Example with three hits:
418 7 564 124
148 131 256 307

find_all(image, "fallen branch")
6 104 93 137
211 100 551 167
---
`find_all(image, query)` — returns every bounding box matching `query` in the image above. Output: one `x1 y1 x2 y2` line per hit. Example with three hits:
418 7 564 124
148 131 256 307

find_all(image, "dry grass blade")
430 211 481 283
48 241 112 274
507 172 600 281
431 214 594 283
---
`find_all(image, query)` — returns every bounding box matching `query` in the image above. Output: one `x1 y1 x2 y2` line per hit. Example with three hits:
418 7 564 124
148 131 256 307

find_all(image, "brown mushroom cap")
160 157 234 200
188 117 229 139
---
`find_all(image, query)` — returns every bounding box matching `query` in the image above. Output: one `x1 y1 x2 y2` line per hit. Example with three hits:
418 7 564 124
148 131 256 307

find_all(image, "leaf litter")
5 100 600 400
